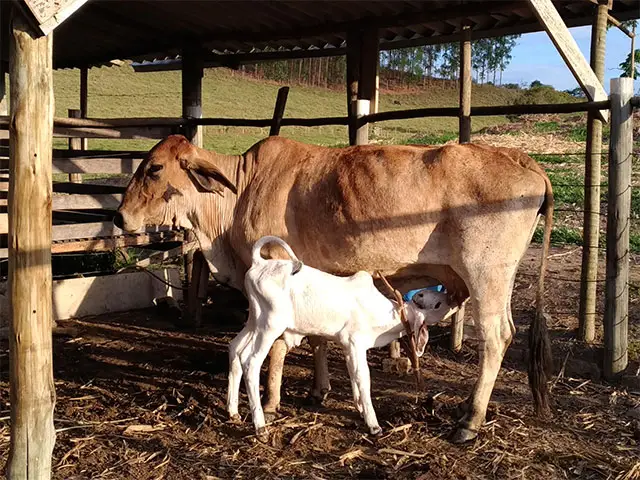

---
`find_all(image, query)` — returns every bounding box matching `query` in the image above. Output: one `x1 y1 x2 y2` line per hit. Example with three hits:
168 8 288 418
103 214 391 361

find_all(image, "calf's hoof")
450 426 478 444
256 427 269 443
228 413 242 423
369 425 382 436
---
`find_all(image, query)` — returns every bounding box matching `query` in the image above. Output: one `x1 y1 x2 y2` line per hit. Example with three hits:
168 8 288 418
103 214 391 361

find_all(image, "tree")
530 80 544 88
618 49 640 78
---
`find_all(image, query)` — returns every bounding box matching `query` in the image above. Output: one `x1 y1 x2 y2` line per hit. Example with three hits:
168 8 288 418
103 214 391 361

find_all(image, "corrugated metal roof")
2 0 639 69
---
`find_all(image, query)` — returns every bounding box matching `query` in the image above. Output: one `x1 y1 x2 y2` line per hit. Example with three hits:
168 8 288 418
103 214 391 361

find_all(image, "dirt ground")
1 244 640 480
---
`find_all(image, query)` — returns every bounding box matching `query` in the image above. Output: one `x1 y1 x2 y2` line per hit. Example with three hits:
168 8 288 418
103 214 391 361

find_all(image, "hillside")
52 64 523 153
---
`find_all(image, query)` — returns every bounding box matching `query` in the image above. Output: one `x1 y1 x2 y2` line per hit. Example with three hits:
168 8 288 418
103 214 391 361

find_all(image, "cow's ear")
188 169 227 196
177 143 237 195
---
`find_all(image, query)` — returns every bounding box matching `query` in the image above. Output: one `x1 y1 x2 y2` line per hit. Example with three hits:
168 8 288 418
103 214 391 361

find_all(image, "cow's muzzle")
113 212 124 229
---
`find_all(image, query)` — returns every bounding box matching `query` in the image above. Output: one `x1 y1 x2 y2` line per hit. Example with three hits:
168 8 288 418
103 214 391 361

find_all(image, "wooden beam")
458 24 472 144
7 11 55 479
579 0 608 343
51 221 172 242
50 158 143 174
52 193 123 210
269 86 289 136
68 109 83 184
604 78 634 380
19 0 89 35
527 0 609 122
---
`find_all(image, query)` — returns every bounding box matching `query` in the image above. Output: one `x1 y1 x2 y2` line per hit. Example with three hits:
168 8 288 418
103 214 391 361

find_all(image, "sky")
500 25 639 93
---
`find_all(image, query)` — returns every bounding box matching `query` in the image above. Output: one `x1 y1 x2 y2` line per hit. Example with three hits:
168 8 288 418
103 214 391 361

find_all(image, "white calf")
226 235 454 438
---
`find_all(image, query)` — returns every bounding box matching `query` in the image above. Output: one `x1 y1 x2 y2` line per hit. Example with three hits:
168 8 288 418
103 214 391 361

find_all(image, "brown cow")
115 134 553 443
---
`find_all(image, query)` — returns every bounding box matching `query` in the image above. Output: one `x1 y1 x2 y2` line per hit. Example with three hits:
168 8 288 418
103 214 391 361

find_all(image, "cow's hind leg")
263 338 288 418
452 266 515 444
307 336 331 404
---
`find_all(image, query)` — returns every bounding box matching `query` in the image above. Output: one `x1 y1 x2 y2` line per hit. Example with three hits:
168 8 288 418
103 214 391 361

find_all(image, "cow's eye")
148 164 163 177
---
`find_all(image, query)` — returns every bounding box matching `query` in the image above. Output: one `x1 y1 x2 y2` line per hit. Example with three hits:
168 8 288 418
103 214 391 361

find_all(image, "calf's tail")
528 174 554 417
251 235 303 274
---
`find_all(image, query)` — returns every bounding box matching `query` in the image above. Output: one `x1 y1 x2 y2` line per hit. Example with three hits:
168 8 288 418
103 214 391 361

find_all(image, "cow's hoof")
263 410 279 423
306 388 330 405
228 413 242 423
256 427 269 443
450 426 478 444
369 426 382 436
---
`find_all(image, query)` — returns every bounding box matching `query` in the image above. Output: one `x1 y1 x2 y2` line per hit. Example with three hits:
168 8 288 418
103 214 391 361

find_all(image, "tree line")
239 35 521 88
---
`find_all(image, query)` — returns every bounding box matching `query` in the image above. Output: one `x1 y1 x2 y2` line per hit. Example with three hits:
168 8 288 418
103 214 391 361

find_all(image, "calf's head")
406 290 455 356
114 135 237 232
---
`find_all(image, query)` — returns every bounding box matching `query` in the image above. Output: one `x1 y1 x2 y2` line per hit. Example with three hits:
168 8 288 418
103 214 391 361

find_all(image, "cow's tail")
528 173 554 417
251 236 303 275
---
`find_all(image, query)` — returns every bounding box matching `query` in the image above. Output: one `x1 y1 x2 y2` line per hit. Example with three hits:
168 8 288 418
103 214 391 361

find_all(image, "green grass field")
52 64 520 153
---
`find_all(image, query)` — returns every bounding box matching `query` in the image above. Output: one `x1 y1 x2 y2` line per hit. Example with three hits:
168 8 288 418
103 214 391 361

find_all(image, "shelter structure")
1 1 638 477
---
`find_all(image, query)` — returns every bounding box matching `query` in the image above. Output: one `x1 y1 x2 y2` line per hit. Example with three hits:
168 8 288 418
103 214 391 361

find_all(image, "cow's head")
114 135 237 232
407 290 455 356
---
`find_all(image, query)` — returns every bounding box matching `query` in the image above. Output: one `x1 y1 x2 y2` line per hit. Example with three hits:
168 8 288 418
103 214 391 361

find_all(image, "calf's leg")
346 343 381 435
241 327 286 439
227 326 252 421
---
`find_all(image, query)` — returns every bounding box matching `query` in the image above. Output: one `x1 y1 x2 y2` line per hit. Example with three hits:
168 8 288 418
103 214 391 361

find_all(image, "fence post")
603 77 633 380
68 109 83 183
578 0 608 343
269 86 289 136
80 65 88 150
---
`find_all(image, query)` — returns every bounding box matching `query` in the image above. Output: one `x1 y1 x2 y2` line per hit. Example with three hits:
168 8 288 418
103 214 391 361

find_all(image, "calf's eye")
434 302 441 309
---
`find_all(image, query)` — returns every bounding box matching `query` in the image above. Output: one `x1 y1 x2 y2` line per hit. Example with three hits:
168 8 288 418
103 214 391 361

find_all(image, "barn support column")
182 43 208 328
458 23 472 144
355 28 379 146
68 109 83 183
346 31 361 146
7 11 56 479
604 78 633 379
79 65 88 150
578 0 608 343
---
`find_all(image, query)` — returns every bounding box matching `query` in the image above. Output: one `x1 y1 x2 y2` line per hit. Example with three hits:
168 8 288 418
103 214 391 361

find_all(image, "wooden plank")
356 28 379 146
50 232 181 254
269 86 289 136
450 304 466 353
51 221 173 242
578 0 608 343
7 12 55 479
52 125 173 139
53 182 125 194
52 158 142 174
604 78 634 380
527 0 609 122
52 193 122 210
458 24 472 144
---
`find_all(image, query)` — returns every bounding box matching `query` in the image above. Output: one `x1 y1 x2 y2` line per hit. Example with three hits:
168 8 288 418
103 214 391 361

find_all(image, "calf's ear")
414 324 429 357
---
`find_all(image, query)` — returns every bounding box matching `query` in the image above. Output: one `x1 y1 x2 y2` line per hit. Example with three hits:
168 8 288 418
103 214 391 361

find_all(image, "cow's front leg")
307 336 331 404
263 338 288 417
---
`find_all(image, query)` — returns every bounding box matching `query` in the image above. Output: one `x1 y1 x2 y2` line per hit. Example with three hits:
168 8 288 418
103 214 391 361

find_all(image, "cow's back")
230 137 548 278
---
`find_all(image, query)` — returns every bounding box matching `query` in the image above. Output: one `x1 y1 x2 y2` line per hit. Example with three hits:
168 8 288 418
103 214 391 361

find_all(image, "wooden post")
0 4 6 117
181 44 205 327
182 44 203 146
604 78 633 379
68 109 83 183
459 24 472 144
79 65 88 150
451 304 466 353
346 31 360 146
578 0 607 343
269 86 289 136
356 28 379 146
7 12 56 479
631 23 636 80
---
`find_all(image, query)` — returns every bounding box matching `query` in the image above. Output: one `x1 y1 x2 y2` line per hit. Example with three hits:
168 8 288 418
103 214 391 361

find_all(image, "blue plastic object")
403 285 444 302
